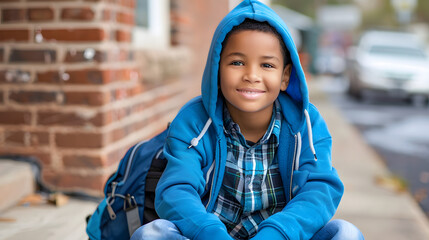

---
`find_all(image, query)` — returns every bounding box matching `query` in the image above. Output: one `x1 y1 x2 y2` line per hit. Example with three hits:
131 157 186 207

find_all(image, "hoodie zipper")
204 162 216 209
204 139 220 210
290 134 298 201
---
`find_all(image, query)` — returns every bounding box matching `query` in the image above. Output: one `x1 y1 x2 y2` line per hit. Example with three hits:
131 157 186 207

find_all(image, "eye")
262 63 274 68
230 61 244 66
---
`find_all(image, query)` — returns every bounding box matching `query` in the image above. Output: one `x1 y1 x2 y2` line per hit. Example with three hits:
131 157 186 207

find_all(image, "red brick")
64 49 107 63
116 68 132 81
102 9 113 21
107 125 129 144
116 11 134 25
61 7 95 20
27 0 79 2
62 154 106 168
35 71 60 83
0 149 52 166
0 30 29 42
129 82 143 96
33 152 52 165
9 90 60 104
0 110 32 125
106 118 155 145
9 49 56 63
4 130 49 146
64 90 110 106
37 69 113 85
106 145 130 167
28 8 54 21
109 49 134 62
106 107 128 122
40 28 107 42
121 0 135 8
116 29 131 42
38 110 105 127
55 132 104 148
42 170 107 193
2 8 26 22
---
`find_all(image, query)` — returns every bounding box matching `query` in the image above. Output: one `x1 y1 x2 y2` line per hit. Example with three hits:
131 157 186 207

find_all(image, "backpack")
86 128 168 240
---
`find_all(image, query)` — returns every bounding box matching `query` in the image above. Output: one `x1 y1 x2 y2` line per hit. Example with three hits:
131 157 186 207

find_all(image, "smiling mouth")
236 88 265 99
237 88 265 94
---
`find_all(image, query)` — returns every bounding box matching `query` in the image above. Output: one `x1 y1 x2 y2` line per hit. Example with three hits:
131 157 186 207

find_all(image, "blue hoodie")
155 1 344 239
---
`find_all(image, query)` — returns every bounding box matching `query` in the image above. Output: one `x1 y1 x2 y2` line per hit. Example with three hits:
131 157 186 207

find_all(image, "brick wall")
170 0 229 97
0 0 188 196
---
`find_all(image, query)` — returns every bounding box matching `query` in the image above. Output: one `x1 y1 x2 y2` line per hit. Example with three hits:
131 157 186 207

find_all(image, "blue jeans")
130 219 364 240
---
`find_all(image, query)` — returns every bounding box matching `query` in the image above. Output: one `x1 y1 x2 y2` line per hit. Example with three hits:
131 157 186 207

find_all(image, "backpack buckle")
123 194 137 211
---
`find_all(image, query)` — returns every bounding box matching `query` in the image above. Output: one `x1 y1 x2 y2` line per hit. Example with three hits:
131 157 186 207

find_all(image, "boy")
132 0 363 239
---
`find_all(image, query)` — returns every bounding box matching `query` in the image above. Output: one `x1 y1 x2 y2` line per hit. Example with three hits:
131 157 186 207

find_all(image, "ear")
280 64 292 91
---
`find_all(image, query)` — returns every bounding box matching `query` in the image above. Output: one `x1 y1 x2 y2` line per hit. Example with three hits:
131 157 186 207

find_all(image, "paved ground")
310 79 429 239
0 198 97 240
0 79 428 239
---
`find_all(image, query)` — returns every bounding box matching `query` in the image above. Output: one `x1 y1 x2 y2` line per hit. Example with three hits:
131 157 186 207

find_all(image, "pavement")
310 79 429 239
0 78 428 239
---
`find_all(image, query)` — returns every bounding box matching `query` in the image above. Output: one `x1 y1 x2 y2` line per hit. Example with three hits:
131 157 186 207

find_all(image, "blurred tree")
415 0 429 22
274 0 429 30
272 0 353 18
271 0 317 18
359 0 397 30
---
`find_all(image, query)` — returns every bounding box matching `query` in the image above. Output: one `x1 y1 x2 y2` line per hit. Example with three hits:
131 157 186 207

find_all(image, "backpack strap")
124 194 141 236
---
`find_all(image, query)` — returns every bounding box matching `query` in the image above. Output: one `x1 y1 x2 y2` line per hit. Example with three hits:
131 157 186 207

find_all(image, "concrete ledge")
0 160 35 213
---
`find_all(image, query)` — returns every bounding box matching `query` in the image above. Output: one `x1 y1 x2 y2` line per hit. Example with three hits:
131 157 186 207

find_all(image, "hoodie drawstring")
295 110 317 170
304 109 318 161
188 118 213 148
189 112 317 170
295 132 302 171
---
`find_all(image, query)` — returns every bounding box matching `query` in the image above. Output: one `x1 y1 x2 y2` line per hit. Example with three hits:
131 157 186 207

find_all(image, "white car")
347 30 429 105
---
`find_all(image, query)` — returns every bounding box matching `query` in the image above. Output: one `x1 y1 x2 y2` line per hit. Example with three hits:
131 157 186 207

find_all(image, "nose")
243 65 262 83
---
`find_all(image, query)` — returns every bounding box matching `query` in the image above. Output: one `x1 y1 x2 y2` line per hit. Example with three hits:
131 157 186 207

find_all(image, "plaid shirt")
213 100 286 239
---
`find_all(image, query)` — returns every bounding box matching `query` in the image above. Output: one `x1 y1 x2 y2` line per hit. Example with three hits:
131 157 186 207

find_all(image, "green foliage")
273 0 429 29
360 0 397 30
415 0 429 22
271 0 317 18
272 0 353 18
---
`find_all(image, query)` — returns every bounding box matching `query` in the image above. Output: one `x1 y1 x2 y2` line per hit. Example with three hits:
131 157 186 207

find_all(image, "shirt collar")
223 99 282 147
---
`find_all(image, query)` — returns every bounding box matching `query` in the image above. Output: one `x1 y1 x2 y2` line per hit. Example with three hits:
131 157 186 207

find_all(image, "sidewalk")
0 80 428 239
309 79 429 239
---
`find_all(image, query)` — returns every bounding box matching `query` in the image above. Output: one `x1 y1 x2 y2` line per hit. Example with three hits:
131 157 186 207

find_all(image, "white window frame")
133 0 170 49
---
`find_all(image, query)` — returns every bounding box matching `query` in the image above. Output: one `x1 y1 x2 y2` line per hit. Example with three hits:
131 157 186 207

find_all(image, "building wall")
0 0 189 196
171 0 229 97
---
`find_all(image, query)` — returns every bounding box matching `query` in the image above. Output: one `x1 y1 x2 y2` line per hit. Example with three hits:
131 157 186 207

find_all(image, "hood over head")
201 0 309 129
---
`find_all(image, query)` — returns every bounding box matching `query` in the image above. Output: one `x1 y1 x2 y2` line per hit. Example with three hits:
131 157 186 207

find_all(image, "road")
316 75 429 217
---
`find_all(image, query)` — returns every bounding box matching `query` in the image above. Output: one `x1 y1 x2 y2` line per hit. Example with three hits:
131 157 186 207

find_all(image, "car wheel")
347 81 363 100
410 94 429 107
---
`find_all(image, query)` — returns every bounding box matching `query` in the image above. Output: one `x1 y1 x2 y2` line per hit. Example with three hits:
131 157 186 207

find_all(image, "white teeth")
240 90 260 94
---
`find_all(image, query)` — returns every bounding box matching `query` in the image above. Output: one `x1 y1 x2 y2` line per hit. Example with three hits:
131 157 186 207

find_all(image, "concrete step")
0 197 97 240
0 159 35 213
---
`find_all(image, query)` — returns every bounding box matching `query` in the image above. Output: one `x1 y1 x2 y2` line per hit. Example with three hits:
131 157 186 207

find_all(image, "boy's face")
220 30 291 117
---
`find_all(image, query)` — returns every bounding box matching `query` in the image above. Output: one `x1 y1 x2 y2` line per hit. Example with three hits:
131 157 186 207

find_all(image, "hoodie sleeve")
251 104 344 240
154 105 233 240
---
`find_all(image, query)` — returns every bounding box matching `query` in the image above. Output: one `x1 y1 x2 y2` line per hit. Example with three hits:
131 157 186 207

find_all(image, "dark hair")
221 18 291 67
